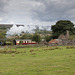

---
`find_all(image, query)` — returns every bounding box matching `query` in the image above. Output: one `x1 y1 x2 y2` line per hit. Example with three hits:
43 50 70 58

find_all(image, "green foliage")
0 31 6 39
32 33 41 43
69 35 75 40
51 20 75 39
20 33 32 39
6 41 13 45
44 35 52 42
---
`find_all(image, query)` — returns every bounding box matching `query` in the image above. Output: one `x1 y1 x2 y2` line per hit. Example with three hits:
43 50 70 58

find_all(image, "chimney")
66 30 69 39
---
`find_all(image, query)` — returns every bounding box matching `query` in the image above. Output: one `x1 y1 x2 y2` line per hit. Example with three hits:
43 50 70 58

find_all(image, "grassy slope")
0 46 75 75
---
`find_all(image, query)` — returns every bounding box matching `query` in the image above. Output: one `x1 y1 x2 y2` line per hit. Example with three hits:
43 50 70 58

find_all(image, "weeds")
43 47 60 51
30 49 34 53
0 50 17 54
11 53 15 57
66 46 75 49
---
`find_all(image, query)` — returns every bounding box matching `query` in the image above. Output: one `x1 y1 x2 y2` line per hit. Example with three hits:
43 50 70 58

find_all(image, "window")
27 41 29 43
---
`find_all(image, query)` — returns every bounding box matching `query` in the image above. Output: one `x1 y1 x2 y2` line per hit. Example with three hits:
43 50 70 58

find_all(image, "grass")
0 45 75 75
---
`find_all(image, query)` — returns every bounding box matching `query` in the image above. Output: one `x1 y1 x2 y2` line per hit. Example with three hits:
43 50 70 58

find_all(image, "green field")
0 45 75 75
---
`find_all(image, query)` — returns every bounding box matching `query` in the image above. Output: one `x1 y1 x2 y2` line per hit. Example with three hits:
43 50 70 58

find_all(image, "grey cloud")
0 0 9 23
0 0 9 14
0 0 75 24
32 0 75 21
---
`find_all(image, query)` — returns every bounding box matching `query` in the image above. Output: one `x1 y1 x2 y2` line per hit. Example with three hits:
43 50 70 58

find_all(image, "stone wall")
61 39 75 45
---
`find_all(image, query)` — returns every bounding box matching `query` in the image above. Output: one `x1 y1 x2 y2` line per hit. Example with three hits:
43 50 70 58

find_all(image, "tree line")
0 20 75 43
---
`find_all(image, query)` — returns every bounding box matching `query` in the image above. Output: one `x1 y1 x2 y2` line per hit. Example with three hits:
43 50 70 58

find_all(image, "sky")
0 0 75 26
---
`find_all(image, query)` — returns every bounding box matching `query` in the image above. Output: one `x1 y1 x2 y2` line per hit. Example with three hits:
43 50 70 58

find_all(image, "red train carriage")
16 39 36 45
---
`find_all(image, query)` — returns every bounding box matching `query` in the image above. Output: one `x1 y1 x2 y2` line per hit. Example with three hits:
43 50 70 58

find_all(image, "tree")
0 31 6 39
51 20 75 39
20 33 32 39
32 33 41 43
44 35 52 42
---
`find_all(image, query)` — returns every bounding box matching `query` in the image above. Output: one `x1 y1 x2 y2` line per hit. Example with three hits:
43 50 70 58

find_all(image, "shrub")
6 41 13 45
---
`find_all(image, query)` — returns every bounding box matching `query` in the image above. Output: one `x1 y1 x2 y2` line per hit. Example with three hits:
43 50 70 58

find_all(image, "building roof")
48 39 60 44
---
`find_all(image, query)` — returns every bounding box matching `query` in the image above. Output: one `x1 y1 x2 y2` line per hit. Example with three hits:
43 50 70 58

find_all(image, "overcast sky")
0 0 75 26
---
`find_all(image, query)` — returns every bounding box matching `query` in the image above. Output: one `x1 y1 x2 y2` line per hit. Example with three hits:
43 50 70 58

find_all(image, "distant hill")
0 24 13 29
0 24 24 33
0 24 24 29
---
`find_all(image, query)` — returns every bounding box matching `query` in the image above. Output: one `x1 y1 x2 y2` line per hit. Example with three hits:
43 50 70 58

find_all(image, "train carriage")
16 39 36 45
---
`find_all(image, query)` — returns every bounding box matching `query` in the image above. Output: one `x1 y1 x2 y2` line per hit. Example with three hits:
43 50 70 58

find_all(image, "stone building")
49 30 75 46
58 30 70 40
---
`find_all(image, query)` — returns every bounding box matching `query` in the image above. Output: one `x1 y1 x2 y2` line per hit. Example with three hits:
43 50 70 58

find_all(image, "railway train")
0 39 36 46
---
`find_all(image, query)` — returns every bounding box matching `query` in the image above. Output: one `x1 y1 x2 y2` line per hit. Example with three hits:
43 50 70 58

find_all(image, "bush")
32 33 41 43
69 35 75 40
6 41 13 45
44 35 52 42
